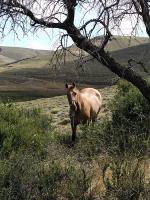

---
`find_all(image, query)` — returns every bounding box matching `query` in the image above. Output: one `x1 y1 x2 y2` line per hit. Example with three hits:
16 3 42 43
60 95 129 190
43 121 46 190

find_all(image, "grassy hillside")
104 35 149 51
0 36 149 100
69 35 150 54
0 46 51 65
0 54 16 65
1 36 149 65
112 42 150 66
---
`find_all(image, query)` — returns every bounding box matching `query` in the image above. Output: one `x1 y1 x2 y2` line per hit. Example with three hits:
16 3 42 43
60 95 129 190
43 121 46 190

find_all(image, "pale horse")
65 83 102 141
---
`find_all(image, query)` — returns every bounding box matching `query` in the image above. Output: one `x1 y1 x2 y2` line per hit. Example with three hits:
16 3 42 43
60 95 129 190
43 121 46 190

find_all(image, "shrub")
0 155 93 200
0 104 53 158
103 80 150 156
0 103 93 200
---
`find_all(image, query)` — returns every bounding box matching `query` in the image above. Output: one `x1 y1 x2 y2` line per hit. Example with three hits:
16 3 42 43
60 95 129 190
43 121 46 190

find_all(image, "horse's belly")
89 97 101 114
80 91 102 120
91 102 102 120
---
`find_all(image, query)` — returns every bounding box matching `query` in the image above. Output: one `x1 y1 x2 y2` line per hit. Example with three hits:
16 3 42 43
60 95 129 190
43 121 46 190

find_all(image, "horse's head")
65 82 79 112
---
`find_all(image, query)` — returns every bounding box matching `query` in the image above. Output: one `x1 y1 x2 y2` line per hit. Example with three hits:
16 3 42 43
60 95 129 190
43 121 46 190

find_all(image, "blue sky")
0 4 82 50
0 28 63 50
0 4 148 50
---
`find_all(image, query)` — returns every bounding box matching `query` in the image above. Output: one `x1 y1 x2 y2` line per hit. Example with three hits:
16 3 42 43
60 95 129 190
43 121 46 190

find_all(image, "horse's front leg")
70 110 78 142
71 123 77 142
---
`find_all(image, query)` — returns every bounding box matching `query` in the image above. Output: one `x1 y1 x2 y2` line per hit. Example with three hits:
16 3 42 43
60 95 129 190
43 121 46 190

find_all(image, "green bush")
0 104 53 158
103 80 150 155
0 154 92 200
0 103 93 200
97 80 150 199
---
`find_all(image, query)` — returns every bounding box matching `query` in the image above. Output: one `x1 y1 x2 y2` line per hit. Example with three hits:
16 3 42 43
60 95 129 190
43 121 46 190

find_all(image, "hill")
69 35 150 55
0 46 50 65
0 36 149 100
0 36 149 65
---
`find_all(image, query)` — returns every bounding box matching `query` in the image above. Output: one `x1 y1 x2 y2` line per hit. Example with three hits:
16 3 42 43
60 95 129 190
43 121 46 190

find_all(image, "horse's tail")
95 90 102 100
96 91 102 115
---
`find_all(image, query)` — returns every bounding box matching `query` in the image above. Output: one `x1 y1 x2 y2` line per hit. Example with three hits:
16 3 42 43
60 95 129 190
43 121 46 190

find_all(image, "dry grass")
15 85 117 127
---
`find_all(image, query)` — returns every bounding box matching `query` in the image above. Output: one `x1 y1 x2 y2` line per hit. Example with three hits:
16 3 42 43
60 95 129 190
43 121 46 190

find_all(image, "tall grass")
103 158 149 200
102 80 150 156
61 80 150 199
0 155 92 200
100 80 150 199
0 80 150 199
0 104 52 158
0 103 94 200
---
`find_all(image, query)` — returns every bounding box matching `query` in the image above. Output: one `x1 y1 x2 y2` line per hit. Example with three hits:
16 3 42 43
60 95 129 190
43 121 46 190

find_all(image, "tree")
0 0 150 101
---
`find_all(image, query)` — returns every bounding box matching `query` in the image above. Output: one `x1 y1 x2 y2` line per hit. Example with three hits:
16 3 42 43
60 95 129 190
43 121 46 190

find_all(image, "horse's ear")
65 83 68 88
72 82 76 87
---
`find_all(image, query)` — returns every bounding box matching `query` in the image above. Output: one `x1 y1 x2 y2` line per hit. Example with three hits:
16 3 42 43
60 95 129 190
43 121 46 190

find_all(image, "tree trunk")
67 25 150 102
137 0 150 37
96 50 150 102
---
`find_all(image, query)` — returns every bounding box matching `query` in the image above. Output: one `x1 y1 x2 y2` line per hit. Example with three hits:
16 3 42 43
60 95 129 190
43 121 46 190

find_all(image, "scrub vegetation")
0 81 150 200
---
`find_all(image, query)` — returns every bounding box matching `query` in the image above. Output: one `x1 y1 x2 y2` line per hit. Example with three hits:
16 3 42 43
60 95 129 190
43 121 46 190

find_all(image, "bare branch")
1 0 67 30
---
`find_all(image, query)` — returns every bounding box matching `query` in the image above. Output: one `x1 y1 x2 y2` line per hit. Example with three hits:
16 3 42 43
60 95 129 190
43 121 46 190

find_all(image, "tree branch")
133 0 150 36
63 0 77 25
3 0 67 30
67 24 150 102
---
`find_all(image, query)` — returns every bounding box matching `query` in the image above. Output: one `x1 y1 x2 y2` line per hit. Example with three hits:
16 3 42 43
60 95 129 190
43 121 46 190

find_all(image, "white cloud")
27 40 51 50
111 16 147 37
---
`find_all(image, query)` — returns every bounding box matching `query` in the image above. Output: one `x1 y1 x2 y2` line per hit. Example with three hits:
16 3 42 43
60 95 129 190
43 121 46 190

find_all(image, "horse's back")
80 88 102 102
80 88 102 118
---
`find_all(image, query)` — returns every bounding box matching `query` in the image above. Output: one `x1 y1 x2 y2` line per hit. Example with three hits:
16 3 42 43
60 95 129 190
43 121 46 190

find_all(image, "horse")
65 82 102 141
